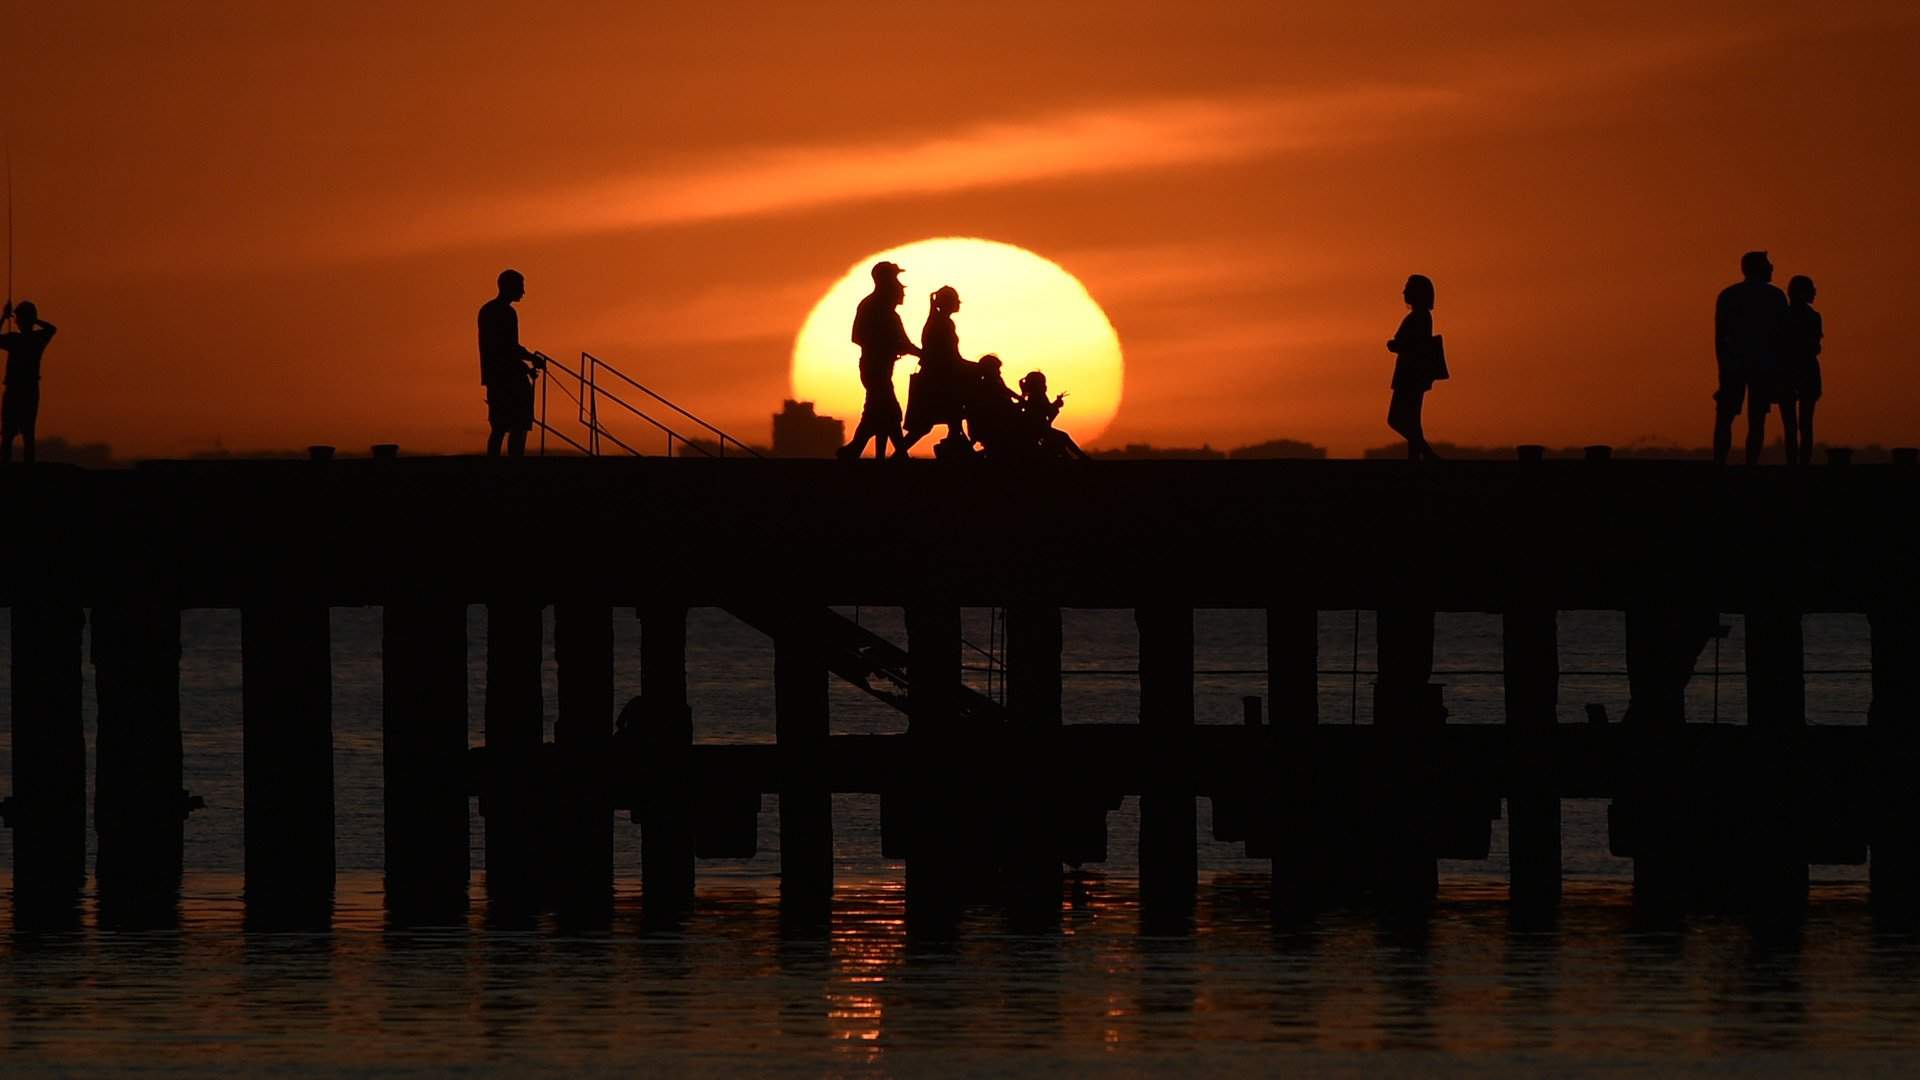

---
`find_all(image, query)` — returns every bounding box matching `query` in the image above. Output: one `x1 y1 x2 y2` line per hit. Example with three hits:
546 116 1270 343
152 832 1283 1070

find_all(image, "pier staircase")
725 606 1008 725
533 349 1006 722
531 350 765 459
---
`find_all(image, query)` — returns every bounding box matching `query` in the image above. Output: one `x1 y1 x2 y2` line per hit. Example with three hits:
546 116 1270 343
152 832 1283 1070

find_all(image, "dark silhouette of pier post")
774 609 832 919
1004 604 1064 923
1375 608 1439 906
1503 606 1560 912
381 602 470 922
7 604 86 922
1136 606 1197 924
637 605 694 918
1619 606 1714 917
240 603 335 927
554 602 615 921
482 601 544 918
904 602 968 929
1869 610 1920 921
1265 607 1322 917
90 601 186 928
1746 608 1809 921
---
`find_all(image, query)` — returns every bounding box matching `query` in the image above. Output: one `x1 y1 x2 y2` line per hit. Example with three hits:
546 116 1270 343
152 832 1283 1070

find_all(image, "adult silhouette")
478 269 539 458
900 285 968 456
0 301 58 465
1712 251 1788 466
837 261 921 460
1780 275 1823 466
1385 274 1442 461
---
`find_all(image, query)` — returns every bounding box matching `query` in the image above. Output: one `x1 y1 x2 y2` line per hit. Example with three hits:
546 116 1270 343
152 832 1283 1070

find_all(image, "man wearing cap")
479 268 540 458
1713 251 1788 466
837 261 921 460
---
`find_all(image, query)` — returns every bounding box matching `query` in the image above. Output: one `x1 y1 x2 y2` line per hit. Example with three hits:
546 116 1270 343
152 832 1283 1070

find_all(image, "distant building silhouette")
34 437 114 467
1229 439 1327 460
1090 444 1229 461
772 400 845 458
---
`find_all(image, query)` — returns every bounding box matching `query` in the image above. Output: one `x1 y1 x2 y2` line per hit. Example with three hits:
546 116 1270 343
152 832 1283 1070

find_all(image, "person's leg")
896 426 930 455
839 416 874 460
1779 399 1800 466
1799 399 1818 465
507 430 527 458
487 428 505 458
1712 370 1740 467
21 418 34 465
1387 390 1415 457
1745 389 1767 466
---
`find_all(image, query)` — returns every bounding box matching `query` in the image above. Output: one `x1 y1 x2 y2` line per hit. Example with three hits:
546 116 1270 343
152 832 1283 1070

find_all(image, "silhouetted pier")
3 451 1919 929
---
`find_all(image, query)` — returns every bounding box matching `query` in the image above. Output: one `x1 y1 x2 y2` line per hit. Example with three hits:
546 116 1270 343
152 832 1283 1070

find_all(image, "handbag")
1427 334 1449 381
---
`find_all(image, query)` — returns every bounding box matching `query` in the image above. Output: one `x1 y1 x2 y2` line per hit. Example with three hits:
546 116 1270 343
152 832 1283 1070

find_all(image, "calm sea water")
3 608 1913 1075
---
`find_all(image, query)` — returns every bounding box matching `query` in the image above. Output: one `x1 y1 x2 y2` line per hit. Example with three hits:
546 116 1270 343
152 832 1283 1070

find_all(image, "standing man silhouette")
478 269 539 458
1713 251 1787 466
0 301 58 464
838 261 921 460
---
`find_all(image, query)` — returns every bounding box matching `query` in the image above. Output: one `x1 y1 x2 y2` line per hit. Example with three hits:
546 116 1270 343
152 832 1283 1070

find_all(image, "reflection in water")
0 872 1918 1072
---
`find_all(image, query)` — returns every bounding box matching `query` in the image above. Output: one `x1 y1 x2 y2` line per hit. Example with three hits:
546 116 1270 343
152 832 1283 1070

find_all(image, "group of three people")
838 261 1087 461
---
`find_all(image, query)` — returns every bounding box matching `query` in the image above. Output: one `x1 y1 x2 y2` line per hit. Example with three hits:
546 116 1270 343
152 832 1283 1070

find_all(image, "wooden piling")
904 603 966 923
1266 608 1323 916
1136 605 1196 920
382 602 470 920
1503 607 1560 910
482 601 545 912
91 602 185 925
1744 609 1809 918
8 605 87 906
1004 605 1064 920
1374 607 1438 905
1869 610 1920 919
1620 606 1715 915
774 609 832 915
637 605 694 914
555 601 614 916
241 604 335 923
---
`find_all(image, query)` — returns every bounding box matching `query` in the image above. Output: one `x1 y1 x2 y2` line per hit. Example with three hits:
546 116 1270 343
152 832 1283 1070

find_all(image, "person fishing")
838 261 921 460
478 269 540 458
900 285 969 456
0 300 57 464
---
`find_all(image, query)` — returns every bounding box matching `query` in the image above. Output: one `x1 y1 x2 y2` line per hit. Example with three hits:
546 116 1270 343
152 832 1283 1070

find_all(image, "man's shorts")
2 383 39 432
486 377 534 433
1715 366 1767 418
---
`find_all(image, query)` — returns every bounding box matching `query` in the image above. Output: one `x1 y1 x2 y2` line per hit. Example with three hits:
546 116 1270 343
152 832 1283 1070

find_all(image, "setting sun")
791 238 1124 453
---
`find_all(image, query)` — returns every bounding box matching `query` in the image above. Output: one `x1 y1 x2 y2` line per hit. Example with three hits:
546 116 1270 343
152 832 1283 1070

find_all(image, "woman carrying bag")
1386 273 1445 462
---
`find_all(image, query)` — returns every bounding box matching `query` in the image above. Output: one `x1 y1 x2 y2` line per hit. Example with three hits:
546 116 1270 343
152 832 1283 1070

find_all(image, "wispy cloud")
343 86 1465 259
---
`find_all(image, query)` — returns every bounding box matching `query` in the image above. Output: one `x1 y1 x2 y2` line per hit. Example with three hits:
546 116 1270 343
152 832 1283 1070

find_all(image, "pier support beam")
1004 605 1064 922
1266 607 1323 916
91 602 185 927
1870 610 1920 919
555 602 614 919
483 602 545 915
905 603 967 926
1137 606 1196 923
1375 608 1438 906
638 605 694 916
382 603 470 921
1621 606 1715 916
1744 609 1809 920
1503 608 1560 912
242 604 335 925
8 605 87 918
775 610 832 917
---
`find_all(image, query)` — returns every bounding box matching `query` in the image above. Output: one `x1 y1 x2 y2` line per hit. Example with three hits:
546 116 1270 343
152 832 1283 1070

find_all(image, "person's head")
1740 251 1773 283
13 301 36 326
1788 274 1816 305
497 269 526 302
931 285 961 315
1402 274 1435 311
980 353 1002 372
871 261 906 304
1020 370 1048 397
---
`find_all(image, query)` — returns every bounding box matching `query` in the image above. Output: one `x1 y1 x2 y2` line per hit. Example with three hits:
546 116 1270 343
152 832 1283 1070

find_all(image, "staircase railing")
533 350 764 459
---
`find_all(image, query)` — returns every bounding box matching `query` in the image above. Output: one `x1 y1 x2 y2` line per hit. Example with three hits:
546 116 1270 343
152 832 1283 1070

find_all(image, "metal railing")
533 350 764 459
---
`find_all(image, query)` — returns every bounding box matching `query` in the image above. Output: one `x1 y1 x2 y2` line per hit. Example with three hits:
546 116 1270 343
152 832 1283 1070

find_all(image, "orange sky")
3 1 1917 456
